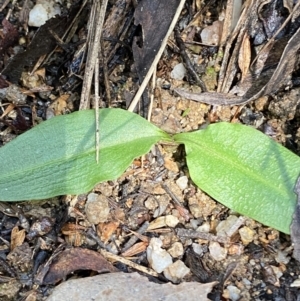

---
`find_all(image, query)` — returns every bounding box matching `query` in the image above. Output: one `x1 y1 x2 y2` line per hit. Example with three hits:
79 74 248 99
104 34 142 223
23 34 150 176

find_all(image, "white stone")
144 197 158 211
200 21 223 45
168 242 184 258
28 0 61 27
216 215 239 236
242 278 252 287
176 176 188 190
165 215 179 227
192 243 204 256
170 63 186 80
163 260 190 283
147 215 179 230
196 222 210 233
271 265 283 280
222 285 241 301
209 242 227 261
275 250 291 264
147 238 173 273
46 272 217 301
290 278 300 287
189 219 199 229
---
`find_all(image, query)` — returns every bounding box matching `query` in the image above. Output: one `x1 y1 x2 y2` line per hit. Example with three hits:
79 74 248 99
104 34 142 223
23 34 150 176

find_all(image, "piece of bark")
132 0 181 115
133 0 180 79
102 0 132 62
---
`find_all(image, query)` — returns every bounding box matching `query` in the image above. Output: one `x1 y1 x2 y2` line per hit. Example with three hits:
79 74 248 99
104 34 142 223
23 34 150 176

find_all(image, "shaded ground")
0 0 300 300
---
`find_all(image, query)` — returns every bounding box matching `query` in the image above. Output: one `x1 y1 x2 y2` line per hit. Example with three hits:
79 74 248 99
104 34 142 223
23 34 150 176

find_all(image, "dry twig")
100 248 159 278
176 228 230 244
79 0 108 163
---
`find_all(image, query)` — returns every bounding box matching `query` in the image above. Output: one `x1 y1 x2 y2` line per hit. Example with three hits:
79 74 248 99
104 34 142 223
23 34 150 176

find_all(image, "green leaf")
174 122 300 234
0 109 169 201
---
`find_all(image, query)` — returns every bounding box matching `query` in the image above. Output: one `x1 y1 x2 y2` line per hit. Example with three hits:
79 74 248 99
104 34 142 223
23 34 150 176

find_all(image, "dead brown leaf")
238 32 251 82
61 223 86 234
97 221 119 244
43 248 118 285
0 19 18 57
49 94 70 115
24 291 37 301
175 25 300 106
164 157 179 172
283 0 293 12
21 71 44 89
61 223 86 247
34 68 46 80
121 241 148 257
10 226 25 251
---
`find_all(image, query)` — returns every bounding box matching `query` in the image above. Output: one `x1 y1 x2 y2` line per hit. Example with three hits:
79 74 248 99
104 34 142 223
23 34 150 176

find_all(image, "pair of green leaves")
0 109 299 234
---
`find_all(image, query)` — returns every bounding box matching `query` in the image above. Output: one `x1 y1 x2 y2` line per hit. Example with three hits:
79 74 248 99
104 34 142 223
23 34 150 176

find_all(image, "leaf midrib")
177 136 292 199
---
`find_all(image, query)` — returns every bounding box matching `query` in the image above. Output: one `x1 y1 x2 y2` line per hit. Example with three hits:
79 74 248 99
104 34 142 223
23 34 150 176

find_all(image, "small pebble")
200 21 223 45
239 226 255 245
176 176 188 190
188 193 216 219
19 37 26 45
168 242 184 258
228 244 244 256
222 285 241 301
144 197 158 211
271 265 283 281
196 222 210 233
164 157 179 172
275 250 291 264
147 215 179 230
147 238 173 273
242 278 252 287
209 241 227 261
188 198 202 218
189 219 200 229
170 63 186 80
6 84 27 104
26 217 53 240
28 0 61 27
153 195 169 218
165 215 179 227
85 193 110 224
290 278 300 287
192 243 204 256
216 215 239 236
163 260 190 283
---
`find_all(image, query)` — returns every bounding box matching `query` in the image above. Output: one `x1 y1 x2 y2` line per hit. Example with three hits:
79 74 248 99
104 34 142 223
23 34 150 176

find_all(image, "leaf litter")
0 0 300 300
